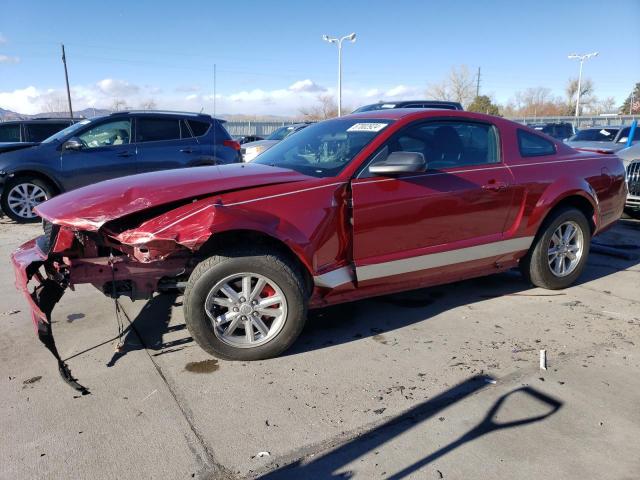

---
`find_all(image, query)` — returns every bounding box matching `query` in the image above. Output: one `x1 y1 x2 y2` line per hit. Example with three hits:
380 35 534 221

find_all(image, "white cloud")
288 79 326 93
0 54 20 64
0 78 427 117
96 78 140 97
0 33 7 45
175 85 201 93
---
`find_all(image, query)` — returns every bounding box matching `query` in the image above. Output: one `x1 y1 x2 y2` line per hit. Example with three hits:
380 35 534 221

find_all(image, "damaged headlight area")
11 224 194 395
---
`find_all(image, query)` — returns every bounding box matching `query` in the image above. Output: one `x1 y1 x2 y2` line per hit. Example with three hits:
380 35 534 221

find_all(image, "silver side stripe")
313 266 355 288
356 236 534 282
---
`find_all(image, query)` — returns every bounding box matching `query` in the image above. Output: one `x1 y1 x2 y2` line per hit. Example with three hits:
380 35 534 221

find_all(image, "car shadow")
255 375 563 479
105 292 192 367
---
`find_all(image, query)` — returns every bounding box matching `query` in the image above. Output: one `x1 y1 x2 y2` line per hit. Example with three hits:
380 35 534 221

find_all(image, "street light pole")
568 52 598 125
322 33 356 117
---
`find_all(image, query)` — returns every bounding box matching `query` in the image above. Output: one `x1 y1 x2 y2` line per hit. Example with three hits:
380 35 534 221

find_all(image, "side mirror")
63 137 83 151
369 151 426 175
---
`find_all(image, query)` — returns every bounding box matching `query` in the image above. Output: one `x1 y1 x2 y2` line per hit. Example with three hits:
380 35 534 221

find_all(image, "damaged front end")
11 219 194 394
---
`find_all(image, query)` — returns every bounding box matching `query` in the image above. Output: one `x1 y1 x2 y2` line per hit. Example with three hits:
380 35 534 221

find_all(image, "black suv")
0 118 79 153
0 111 241 222
352 100 463 113
527 122 575 140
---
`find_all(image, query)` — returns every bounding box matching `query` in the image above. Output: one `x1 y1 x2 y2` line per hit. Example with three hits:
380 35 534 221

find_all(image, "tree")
111 98 128 111
503 87 565 117
426 65 476 107
620 82 640 114
298 94 340 120
566 77 595 115
139 98 157 110
595 96 616 115
467 95 500 116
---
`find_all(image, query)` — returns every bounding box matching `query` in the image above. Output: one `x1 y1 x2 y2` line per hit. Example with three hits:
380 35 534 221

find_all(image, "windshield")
254 118 392 177
568 128 618 142
268 125 301 141
41 119 91 143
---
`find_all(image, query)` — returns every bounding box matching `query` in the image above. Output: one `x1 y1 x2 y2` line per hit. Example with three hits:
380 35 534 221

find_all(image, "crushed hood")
36 163 310 230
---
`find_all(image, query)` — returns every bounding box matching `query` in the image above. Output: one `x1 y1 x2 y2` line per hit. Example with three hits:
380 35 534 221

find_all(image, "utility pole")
61 44 74 119
476 67 481 98
568 52 598 126
322 33 356 117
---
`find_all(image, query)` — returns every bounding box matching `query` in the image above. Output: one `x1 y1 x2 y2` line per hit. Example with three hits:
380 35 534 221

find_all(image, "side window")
136 117 180 142
187 120 210 137
518 130 556 157
376 120 499 171
180 120 193 139
78 120 131 148
0 124 21 142
27 123 70 142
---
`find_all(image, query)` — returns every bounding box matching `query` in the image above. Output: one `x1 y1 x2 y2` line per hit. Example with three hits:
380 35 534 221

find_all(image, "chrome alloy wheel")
7 183 48 219
204 272 288 348
547 221 584 277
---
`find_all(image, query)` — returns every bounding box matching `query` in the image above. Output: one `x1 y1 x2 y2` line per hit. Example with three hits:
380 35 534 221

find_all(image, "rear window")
616 127 640 144
187 120 210 137
0 123 21 142
27 122 70 142
518 130 556 157
136 117 181 142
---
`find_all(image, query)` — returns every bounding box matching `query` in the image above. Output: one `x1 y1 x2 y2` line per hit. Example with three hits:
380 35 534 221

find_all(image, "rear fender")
527 177 599 234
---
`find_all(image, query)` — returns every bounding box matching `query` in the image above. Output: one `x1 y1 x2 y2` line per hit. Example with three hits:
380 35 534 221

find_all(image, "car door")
350 119 517 285
59 118 136 190
135 116 201 172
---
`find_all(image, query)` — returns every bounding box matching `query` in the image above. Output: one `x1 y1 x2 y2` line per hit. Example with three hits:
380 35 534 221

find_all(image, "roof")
109 110 214 118
343 108 485 121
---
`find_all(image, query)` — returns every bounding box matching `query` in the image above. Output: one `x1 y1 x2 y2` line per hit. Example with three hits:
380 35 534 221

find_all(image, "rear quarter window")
188 120 211 137
0 123 21 142
518 130 556 157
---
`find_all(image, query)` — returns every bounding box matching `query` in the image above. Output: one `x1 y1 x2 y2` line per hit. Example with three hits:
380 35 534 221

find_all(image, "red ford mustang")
11 109 627 390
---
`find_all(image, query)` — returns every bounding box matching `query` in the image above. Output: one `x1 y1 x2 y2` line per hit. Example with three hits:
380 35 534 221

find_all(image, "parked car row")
0 117 80 154
11 108 628 382
0 111 241 221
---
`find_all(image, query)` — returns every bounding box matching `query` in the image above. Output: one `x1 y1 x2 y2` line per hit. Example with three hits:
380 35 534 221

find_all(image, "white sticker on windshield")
381 104 396 109
600 129 611 136
347 123 388 133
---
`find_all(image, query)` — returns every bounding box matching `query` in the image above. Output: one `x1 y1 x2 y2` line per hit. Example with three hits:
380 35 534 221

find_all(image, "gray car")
241 123 309 162
618 143 640 218
566 125 638 152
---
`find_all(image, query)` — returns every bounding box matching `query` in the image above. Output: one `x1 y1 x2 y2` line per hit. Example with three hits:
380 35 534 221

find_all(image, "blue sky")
1 0 639 116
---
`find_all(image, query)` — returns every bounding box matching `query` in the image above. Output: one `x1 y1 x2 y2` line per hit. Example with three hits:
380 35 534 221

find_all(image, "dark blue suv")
0 111 241 222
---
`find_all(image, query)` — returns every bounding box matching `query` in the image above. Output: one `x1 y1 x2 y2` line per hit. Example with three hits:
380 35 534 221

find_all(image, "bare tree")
42 93 67 113
425 65 476 107
566 77 595 114
111 98 128 112
139 98 157 110
299 94 340 120
503 87 566 117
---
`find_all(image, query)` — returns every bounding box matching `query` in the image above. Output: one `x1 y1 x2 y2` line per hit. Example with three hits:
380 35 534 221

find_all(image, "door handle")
180 148 194 154
117 151 133 157
482 181 508 191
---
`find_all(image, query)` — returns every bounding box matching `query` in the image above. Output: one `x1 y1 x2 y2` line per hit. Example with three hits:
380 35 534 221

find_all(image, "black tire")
624 208 640 220
183 246 307 361
520 207 591 289
1 176 56 223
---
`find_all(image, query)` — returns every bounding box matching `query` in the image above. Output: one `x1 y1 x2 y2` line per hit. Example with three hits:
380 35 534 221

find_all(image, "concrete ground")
1 217 639 480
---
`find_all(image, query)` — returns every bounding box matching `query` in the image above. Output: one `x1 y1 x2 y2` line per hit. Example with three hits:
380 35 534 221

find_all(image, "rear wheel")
520 207 591 289
1 176 55 223
183 247 307 360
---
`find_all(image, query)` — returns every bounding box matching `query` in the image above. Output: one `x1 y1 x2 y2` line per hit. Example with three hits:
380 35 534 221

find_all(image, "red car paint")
11 110 627 386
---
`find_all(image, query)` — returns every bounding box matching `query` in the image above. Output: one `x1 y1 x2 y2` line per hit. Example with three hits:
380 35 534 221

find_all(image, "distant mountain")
0 107 112 121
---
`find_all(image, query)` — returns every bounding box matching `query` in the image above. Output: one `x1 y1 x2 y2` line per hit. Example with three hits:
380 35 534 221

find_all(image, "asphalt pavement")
1 217 639 479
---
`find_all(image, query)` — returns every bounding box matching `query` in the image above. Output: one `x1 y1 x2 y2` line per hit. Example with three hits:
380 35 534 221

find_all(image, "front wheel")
520 207 591 289
183 247 307 361
1 176 55 223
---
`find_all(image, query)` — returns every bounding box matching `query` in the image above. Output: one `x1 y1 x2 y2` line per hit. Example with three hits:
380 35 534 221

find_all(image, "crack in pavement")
125 309 237 480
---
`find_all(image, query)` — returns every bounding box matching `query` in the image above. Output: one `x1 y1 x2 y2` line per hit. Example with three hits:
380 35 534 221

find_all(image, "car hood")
0 141 40 154
35 163 311 230
242 140 279 149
